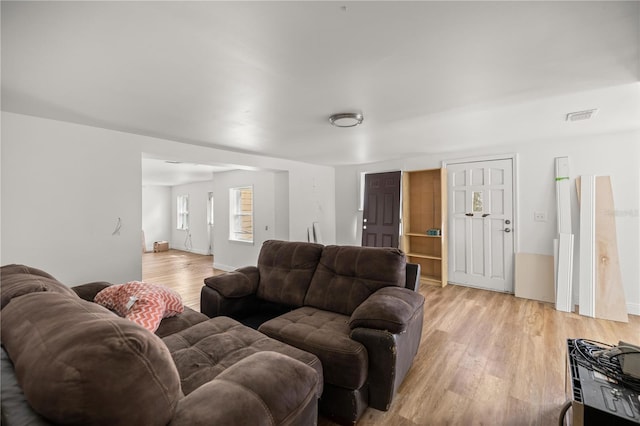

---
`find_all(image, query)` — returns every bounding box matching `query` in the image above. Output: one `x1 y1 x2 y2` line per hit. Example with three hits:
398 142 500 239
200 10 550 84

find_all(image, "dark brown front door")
362 171 401 248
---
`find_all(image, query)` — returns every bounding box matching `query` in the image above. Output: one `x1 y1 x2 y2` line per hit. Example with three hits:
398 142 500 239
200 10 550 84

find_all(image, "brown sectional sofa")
201 240 426 424
0 264 323 426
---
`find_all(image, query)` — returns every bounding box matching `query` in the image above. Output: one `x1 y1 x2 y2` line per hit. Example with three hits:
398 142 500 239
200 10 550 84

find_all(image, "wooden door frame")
442 154 520 290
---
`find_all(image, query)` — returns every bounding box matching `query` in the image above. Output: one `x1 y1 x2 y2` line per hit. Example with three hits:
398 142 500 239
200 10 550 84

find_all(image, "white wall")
212 169 280 270
274 171 290 241
1 113 142 284
335 130 640 315
1 112 336 285
289 167 335 244
170 181 214 255
142 185 171 252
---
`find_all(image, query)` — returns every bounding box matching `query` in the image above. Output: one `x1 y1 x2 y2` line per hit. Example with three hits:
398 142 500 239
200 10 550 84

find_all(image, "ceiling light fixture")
329 112 364 128
566 109 598 122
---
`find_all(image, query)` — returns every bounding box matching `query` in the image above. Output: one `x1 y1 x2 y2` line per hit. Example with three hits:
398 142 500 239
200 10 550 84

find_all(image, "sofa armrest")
350 300 424 411
203 267 259 298
200 286 259 319
169 351 319 426
201 267 260 319
349 286 424 333
200 266 260 319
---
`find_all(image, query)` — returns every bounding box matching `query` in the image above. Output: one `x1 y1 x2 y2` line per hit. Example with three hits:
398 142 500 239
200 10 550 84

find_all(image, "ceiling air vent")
566 109 598 122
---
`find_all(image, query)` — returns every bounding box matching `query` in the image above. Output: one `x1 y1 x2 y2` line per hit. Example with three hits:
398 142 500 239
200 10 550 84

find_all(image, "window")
229 186 253 243
177 194 189 230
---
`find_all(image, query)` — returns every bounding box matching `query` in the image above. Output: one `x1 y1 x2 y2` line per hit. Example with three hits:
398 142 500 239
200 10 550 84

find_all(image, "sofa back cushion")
71 281 113 301
0 264 78 310
304 245 407 315
1 292 181 426
256 240 324 307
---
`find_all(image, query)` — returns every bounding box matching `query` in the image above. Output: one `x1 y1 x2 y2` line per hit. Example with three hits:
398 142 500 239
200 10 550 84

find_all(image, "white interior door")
447 158 515 292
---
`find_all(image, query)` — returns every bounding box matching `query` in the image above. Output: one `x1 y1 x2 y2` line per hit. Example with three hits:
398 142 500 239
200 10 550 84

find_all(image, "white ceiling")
2 1 639 168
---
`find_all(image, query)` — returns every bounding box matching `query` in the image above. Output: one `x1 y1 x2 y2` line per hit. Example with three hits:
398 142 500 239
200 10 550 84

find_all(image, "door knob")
363 225 367 230
504 228 511 233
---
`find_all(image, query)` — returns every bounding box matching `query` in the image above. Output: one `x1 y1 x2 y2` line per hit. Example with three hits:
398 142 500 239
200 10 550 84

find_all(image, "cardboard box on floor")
153 241 169 252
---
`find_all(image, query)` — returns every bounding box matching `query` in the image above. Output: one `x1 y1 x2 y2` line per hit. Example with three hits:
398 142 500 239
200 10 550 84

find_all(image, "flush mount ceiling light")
329 112 364 128
566 109 598 122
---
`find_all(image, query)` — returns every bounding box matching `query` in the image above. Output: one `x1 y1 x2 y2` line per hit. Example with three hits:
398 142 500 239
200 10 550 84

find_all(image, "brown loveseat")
201 240 425 424
0 264 323 426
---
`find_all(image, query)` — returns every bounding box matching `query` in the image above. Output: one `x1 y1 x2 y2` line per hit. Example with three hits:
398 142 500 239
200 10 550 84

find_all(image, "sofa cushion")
0 264 78 309
303 245 407 315
256 240 324 307
163 316 324 397
259 307 368 390
155 306 209 338
1 292 181 426
94 281 184 332
349 286 425 333
207 351 318 424
170 351 319 426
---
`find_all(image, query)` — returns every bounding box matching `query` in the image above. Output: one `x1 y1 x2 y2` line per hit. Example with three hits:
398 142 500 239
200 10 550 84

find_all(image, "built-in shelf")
420 276 443 286
401 168 448 288
407 253 441 261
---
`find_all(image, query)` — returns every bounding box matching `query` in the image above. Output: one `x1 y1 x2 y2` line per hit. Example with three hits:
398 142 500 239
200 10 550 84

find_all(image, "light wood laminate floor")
142 249 222 309
143 249 640 426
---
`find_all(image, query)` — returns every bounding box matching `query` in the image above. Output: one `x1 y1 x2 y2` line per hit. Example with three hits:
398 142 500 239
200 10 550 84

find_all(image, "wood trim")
514 253 555 304
440 167 448 286
578 176 596 317
594 176 628 322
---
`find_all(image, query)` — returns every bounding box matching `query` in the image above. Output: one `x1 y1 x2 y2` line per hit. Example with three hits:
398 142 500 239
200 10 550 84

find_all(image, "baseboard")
170 247 210 256
187 248 210 256
575 302 639 317
213 262 235 272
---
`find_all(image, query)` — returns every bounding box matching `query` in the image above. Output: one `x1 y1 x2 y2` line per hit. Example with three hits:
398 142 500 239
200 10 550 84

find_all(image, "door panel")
364 233 377 247
383 193 394 225
381 234 393 247
362 171 401 248
447 158 514 292
471 218 484 275
453 218 466 272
